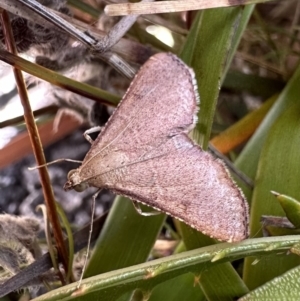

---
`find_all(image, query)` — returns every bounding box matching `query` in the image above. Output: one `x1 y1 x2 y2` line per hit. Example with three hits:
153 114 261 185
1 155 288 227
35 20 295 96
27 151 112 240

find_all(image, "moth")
64 52 249 242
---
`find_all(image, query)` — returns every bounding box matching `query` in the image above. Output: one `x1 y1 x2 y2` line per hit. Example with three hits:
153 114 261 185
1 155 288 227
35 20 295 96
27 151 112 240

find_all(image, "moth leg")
77 189 102 288
132 201 161 217
83 126 103 144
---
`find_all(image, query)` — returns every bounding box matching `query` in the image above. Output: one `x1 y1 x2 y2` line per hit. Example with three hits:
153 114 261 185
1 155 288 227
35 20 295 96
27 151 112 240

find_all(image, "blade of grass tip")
274 193 300 229
55 202 75 283
243 101 300 290
36 204 63 282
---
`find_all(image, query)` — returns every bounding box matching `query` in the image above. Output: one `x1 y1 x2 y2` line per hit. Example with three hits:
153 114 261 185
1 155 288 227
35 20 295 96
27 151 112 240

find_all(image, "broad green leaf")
243 101 300 289
239 265 300 301
148 274 204 301
235 61 300 199
222 5 254 79
181 7 249 149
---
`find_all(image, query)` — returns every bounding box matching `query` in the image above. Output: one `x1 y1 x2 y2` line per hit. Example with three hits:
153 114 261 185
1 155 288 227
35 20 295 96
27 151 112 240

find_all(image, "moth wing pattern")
87 133 249 242
81 53 199 170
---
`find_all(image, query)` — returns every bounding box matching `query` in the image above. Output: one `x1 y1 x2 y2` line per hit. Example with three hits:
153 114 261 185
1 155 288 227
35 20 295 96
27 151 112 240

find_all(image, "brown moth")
64 53 249 242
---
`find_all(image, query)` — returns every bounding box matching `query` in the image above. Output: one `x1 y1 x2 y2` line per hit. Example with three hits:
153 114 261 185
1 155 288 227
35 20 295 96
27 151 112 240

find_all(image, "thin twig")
0 9 69 279
104 0 275 16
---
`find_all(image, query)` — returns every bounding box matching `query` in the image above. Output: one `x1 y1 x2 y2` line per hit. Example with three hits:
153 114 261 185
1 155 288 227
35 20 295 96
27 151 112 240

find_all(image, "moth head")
64 169 88 192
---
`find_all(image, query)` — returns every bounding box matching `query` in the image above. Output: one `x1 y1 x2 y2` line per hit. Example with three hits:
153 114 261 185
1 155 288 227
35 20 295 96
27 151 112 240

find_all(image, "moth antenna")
77 189 102 288
28 159 82 171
